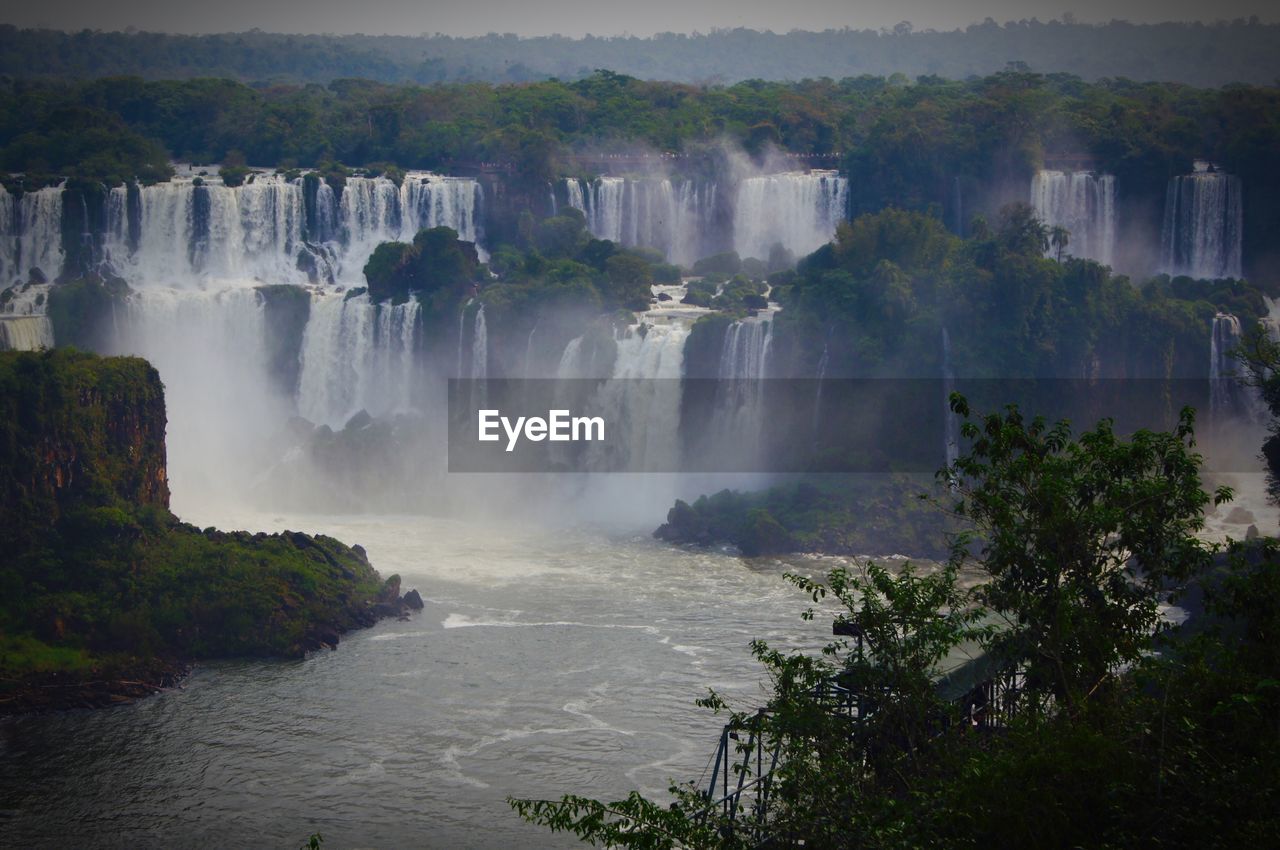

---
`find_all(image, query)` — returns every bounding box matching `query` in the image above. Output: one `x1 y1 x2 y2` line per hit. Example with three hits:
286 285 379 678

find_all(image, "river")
1 511 840 849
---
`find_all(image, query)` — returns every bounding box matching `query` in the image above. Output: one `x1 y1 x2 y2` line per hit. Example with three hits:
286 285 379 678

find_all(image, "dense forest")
3 19 1280 87
4 69 1280 278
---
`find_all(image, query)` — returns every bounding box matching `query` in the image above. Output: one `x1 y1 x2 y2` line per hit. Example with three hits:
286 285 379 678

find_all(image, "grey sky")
7 0 1276 37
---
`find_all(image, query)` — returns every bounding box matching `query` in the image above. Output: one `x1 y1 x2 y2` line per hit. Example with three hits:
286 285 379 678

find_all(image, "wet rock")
403 588 424 610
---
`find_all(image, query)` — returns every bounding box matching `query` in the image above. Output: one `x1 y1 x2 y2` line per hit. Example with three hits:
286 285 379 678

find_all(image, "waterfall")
1162 164 1243 280
0 316 54 350
812 330 831 435
563 177 718 267
733 170 848 262
296 291 421 428
1209 313 1246 429
0 184 65 285
107 287 286 510
1030 170 1116 266
564 171 845 267
92 171 483 289
942 327 959 470
470 305 488 381
708 316 774 466
589 320 690 471
523 320 539 377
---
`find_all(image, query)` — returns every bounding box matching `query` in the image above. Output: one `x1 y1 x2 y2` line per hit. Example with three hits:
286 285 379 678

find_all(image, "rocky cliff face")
1 349 168 544
1 349 422 714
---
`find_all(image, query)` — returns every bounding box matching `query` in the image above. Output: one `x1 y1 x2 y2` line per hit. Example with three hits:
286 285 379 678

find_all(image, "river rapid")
1 510 843 849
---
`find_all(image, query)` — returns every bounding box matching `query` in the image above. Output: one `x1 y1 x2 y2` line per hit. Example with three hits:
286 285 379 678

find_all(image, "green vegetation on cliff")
655 478 952 559
0 349 405 712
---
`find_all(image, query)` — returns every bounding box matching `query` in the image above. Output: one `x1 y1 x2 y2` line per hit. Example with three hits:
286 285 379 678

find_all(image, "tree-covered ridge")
2 68 1277 184
6 68 1277 277
0 349 411 713
772 205 1262 381
2 20 1280 87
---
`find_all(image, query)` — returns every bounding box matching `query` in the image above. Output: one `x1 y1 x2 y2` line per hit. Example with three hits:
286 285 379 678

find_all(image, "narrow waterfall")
1209 313 1245 427
0 184 65 285
706 316 774 467
1162 164 1243 280
733 170 847 261
470 305 488 381
812 330 831 435
942 327 959 470
0 316 54 351
589 320 690 471
1030 170 1116 266
0 184 13 284
297 291 421 428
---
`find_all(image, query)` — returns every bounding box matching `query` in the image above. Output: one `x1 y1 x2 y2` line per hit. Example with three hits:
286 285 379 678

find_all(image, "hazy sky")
6 0 1276 37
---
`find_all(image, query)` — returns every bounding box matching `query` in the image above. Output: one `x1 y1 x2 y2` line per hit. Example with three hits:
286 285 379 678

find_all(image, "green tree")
944 395 1228 711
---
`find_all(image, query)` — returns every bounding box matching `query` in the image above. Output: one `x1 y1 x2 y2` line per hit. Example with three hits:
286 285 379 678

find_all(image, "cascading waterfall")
95 172 482 288
0 184 65 285
1209 313 1247 428
564 170 845 267
1030 170 1116 266
591 320 690 471
563 177 716 267
733 170 847 261
1162 163 1243 280
470 305 488 381
709 316 774 460
0 316 54 350
297 291 422 428
108 287 287 509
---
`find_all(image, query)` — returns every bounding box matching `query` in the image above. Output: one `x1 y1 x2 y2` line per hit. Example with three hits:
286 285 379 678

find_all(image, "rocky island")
0 348 421 714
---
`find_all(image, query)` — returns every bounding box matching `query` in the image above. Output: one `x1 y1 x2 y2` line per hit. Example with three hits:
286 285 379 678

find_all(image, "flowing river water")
0 510 852 849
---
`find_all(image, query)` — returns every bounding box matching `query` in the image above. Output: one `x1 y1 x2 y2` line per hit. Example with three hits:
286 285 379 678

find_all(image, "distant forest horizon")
2 18 1279 87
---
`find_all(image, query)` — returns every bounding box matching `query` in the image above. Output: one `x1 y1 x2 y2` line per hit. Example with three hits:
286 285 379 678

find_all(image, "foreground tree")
945 396 1227 711
511 399 1235 847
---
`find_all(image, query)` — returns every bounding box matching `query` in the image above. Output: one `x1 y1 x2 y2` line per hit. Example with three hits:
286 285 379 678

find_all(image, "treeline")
4 68 1280 278
3 19 1280 86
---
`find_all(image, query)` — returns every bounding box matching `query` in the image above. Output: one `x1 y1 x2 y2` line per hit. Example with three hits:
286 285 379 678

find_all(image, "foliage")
0 350 393 696
654 478 953 559
362 226 480 304
5 22 1280 87
521 404 1277 848
944 395 1227 710
1235 326 1280 505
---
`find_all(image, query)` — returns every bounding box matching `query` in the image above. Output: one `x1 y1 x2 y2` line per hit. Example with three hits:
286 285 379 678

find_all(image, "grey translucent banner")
447 378 1256 473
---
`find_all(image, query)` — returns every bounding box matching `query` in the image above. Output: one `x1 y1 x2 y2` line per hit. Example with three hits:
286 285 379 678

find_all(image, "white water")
1161 165 1243 280
733 170 847 261
573 319 691 472
106 287 289 510
708 315 774 463
0 511 839 848
297 292 422 428
101 172 482 289
0 184 65 286
564 170 846 266
1030 170 1116 266
564 177 716 267
0 315 54 350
